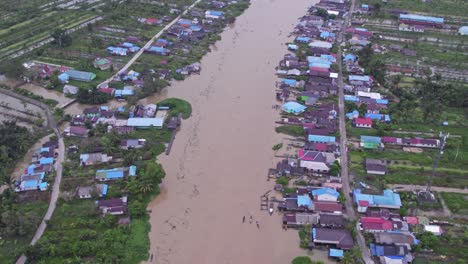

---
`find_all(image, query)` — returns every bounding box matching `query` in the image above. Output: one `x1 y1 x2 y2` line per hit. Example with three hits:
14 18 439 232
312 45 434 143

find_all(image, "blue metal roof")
282 101 306 114
308 135 336 143
400 14 444 24
353 189 402 208
129 165 137 176
344 95 359 102
24 180 39 188
102 184 108 196
282 79 297 85
207 10 224 16
349 75 370 82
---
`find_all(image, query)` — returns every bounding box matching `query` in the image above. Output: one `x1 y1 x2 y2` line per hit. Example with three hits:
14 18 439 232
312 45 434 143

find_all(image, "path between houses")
0 89 66 264
98 0 203 88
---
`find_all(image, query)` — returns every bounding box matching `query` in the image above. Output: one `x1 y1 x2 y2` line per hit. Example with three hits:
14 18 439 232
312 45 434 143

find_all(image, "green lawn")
440 192 468 215
158 98 192 119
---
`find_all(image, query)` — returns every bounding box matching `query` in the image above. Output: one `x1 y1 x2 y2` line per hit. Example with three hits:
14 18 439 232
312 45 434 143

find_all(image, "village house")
360 217 394 232
365 158 387 175
126 118 164 129
354 189 402 212
278 194 314 212
79 153 112 166
399 13 444 28
282 213 320 227
93 58 112 70
95 166 137 181
15 172 48 192
120 139 146 150
354 117 373 128
311 228 354 250
374 232 416 248
298 150 332 173
313 201 343 214
97 196 128 215
370 243 410 259
311 187 340 202
360 135 383 149
282 101 307 115
318 213 344 227
64 126 89 138
76 184 108 199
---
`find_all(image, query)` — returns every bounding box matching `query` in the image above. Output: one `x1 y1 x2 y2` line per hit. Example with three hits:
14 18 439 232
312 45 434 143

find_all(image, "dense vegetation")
0 121 34 182
158 98 192 119
26 162 165 263
275 125 305 137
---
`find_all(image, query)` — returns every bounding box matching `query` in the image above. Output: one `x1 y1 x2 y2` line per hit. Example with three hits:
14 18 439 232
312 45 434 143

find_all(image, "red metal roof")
405 216 419 225
361 217 393 231
355 117 372 125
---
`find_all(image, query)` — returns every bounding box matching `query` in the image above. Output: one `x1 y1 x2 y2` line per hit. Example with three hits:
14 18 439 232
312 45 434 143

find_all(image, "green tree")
51 28 72 47
0 59 24 78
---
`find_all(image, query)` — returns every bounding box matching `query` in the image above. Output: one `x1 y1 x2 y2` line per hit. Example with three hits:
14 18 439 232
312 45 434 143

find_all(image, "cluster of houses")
64 104 169 138
14 140 58 192
107 41 141 56
272 1 356 260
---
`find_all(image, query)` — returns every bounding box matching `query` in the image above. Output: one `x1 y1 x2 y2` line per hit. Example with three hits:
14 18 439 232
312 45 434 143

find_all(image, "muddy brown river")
145 0 333 263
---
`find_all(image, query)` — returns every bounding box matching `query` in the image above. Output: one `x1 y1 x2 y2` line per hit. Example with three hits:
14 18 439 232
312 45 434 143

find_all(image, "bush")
292 256 312 264
272 143 283 151
276 176 289 186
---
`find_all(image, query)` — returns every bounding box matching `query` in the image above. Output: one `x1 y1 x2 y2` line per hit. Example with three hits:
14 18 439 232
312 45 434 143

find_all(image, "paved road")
336 1 374 263
98 0 203 88
0 88 65 264
389 184 468 194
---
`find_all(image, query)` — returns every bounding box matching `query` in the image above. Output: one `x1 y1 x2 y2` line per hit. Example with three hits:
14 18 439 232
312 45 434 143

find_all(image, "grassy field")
358 0 468 17
440 192 468 215
276 125 305 137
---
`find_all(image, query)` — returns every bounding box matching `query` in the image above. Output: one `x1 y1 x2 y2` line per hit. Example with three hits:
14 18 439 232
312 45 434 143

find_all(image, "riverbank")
145 0 329 263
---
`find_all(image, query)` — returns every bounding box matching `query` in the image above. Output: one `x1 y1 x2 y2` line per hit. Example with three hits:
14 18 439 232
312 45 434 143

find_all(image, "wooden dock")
165 113 182 155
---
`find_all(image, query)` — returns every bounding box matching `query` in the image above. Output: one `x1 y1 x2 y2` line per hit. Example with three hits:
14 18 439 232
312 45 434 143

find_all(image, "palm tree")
140 182 154 194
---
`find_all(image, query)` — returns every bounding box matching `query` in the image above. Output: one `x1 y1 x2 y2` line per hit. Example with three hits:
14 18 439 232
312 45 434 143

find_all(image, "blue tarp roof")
282 79 297 85
282 101 306 114
400 14 444 24
102 184 108 196
330 248 344 258
58 73 69 82
297 195 313 208
308 135 336 143
312 188 339 198
346 110 359 119
39 182 47 190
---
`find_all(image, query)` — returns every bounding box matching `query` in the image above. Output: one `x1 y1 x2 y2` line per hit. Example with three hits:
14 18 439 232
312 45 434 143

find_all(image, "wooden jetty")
165 113 182 155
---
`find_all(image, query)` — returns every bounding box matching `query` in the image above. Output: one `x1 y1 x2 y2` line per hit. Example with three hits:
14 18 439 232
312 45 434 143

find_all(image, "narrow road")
336 1 374 263
98 0 203 88
0 88 66 264
389 184 468 194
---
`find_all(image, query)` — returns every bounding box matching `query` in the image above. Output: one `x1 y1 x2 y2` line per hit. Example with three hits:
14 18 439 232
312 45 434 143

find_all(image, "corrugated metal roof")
400 14 444 24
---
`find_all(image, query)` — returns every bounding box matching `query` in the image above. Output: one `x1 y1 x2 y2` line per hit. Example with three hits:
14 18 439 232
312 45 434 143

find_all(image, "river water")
145 0 333 263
